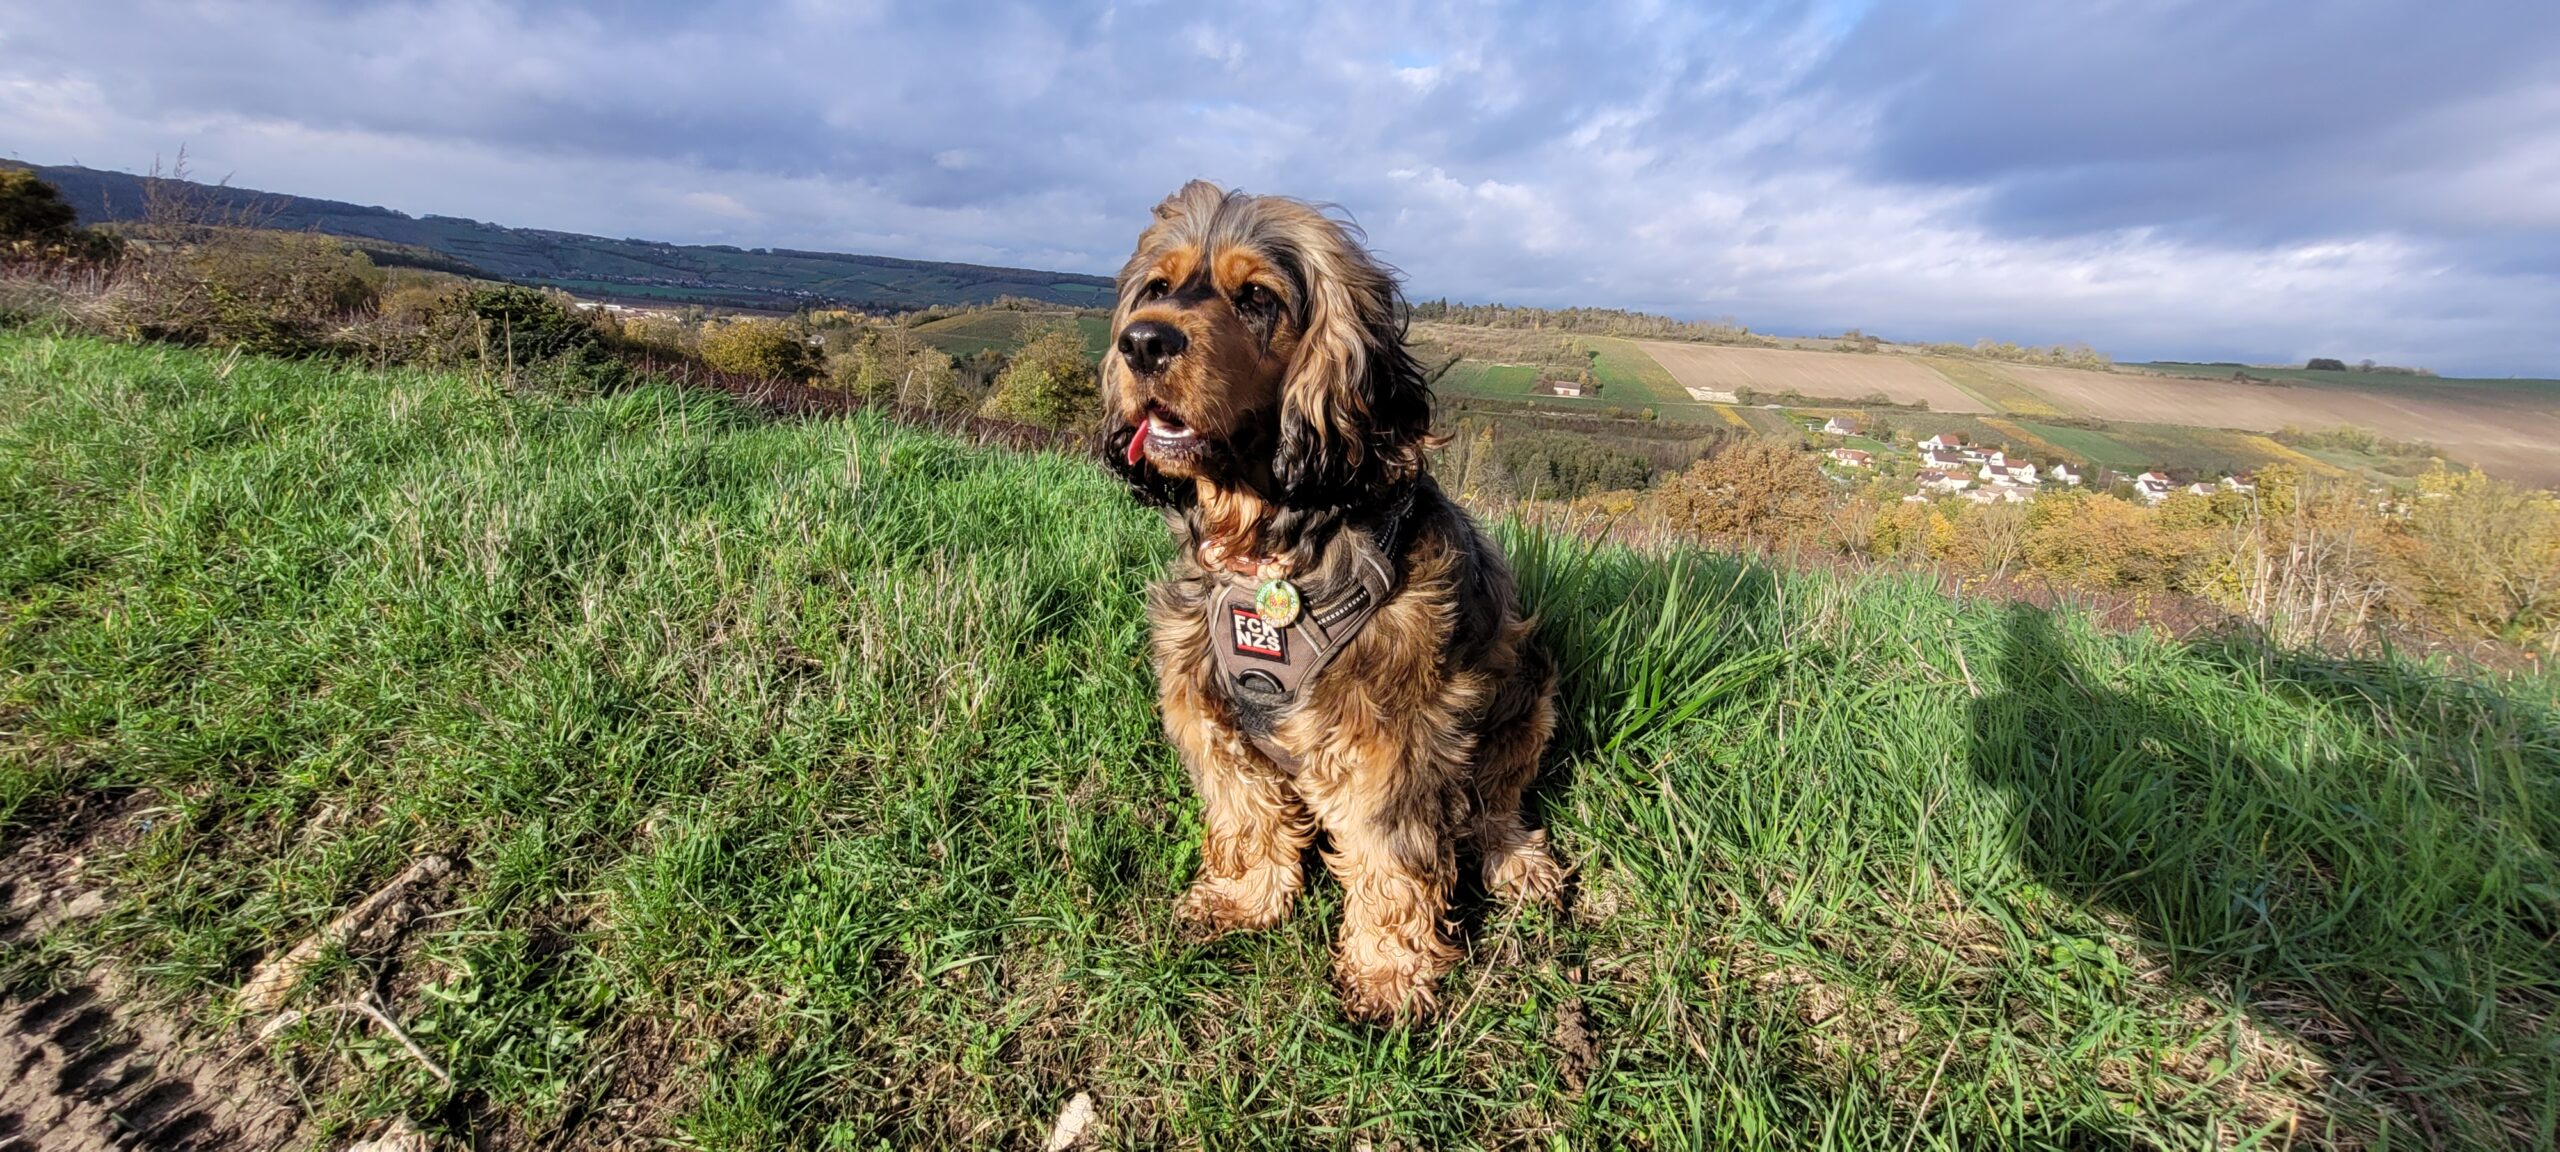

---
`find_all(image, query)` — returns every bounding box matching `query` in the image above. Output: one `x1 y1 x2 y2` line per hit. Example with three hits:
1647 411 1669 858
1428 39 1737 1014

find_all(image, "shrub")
418 283 624 389
1650 437 1832 546
1489 429 1651 500
700 317 819 381
619 314 698 359
825 328 975 411
106 229 381 354
978 327 1099 430
0 169 119 263
2393 467 2560 645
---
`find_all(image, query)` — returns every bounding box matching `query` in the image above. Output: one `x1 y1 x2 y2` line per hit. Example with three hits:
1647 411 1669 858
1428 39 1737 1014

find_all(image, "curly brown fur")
1103 181 1562 1021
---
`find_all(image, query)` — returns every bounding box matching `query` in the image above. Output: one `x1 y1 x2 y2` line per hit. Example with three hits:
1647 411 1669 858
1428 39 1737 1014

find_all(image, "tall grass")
2 333 2554 1149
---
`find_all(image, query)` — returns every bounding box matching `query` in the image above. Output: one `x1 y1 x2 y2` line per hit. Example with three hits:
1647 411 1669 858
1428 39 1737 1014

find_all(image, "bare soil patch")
2001 365 2560 485
0 801 312 1152
1633 342 1987 413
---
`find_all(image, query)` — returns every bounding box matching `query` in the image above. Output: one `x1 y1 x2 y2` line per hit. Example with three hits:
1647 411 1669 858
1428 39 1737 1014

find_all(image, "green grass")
4 333 2557 1149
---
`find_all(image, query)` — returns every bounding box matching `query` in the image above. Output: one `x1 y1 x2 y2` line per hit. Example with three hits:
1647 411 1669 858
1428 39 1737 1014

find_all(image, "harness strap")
1203 489 1420 773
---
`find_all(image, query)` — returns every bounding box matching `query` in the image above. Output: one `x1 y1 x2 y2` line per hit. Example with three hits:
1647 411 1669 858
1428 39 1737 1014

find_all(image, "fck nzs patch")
1230 605 1286 661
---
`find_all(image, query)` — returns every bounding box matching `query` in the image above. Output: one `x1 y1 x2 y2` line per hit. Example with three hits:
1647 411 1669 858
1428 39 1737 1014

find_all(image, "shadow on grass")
1970 606 2560 1148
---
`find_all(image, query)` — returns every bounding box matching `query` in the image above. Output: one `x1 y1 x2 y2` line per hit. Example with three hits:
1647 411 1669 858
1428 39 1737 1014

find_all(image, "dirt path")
0 806 311 1152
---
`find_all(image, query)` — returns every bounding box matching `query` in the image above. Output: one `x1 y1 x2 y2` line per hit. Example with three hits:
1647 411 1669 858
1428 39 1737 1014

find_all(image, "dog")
1100 181 1563 1020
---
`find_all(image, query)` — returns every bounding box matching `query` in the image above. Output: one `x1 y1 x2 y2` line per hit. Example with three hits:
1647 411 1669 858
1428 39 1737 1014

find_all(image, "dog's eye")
1236 283 1275 311
1140 277 1171 300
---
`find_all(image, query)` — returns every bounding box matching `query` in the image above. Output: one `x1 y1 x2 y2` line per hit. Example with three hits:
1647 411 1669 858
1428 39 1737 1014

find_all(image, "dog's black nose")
1117 320 1187 375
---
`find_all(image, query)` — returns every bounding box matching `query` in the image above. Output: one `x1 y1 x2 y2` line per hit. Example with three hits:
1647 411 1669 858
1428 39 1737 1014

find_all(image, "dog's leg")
1163 678 1310 935
1299 750 1462 1022
1470 646 1565 908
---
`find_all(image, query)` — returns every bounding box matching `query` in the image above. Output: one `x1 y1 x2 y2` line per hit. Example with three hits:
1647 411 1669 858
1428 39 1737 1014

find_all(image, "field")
2132 362 2560 394
909 311 1112 359
1995 364 2560 486
1922 358 2069 419
3 333 2556 1148
1592 339 2560 485
1433 359 1543 397
1635 342 1987 413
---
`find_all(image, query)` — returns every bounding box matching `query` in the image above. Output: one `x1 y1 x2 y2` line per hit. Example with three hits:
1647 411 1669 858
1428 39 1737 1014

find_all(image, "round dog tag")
1254 579 1303 628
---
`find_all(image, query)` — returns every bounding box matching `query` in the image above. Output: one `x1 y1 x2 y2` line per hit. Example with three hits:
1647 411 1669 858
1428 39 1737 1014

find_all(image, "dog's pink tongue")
1126 428 1147 466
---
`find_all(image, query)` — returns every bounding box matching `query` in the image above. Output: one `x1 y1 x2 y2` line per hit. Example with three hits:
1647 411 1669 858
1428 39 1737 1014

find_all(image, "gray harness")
1203 495 1417 773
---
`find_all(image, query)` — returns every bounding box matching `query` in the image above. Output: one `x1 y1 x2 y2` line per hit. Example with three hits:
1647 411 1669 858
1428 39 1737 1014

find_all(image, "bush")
1489 429 1651 500
1650 437 1832 546
700 317 819 381
106 230 381 354
977 327 1099 429
0 169 120 264
418 283 624 389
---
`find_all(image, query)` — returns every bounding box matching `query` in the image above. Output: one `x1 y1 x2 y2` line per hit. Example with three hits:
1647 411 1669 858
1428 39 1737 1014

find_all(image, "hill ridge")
3 160 1116 313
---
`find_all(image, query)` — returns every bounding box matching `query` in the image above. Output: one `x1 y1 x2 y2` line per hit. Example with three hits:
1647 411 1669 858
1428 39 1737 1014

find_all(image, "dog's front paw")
1483 833 1566 909
1175 873 1297 940
1333 956 1442 1023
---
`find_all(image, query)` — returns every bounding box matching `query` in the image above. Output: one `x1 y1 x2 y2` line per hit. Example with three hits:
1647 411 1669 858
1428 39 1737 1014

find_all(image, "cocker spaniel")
1101 181 1563 1020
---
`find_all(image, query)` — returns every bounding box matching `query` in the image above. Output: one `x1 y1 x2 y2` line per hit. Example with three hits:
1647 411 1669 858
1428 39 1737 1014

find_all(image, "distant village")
1811 415 2256 506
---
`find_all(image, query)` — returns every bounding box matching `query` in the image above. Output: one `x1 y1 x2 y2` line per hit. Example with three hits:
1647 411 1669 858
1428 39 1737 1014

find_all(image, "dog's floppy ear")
1273 218 1431 509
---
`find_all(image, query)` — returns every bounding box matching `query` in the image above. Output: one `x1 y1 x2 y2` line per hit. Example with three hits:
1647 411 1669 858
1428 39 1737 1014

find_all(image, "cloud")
2 0 2553 373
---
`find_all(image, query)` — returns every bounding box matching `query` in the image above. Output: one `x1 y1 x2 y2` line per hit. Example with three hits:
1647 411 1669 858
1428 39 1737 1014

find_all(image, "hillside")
5 162 1116 313
1422 324 2560 486
1 333 2553 1148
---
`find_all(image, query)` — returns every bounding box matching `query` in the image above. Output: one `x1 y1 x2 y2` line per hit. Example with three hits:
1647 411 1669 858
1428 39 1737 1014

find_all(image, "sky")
5 1 2558 375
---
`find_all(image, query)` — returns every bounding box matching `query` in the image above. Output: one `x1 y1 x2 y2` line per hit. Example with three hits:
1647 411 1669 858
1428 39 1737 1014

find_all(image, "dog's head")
1101 181 1429 511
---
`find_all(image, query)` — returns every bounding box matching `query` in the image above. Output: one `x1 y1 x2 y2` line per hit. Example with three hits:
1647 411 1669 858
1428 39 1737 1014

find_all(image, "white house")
1829 448 1873 467
1966 486 2030 505
1918 433 1967 452
2050 464 2083 486
1921 449 1967 470
1919 469 1974 492
2134 471 2174 504
2186 482 2217 497
2222 474 2257 494
1822 416 1862 436
1548 380 1583 397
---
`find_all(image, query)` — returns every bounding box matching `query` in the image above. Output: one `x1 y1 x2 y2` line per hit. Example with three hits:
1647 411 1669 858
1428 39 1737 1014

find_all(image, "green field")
2013 422 2151 473
1586 337 1691 405
3 334 2555 1149
1432 359 1544 398
910 311 1111 359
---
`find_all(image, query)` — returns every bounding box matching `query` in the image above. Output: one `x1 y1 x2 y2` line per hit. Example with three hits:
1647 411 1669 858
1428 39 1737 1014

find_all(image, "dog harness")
1204 493 1417 773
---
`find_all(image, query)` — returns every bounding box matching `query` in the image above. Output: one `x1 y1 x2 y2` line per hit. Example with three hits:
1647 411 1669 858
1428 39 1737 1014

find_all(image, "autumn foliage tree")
700 317 820 381
1652 437 1833 547
978 327 1099 430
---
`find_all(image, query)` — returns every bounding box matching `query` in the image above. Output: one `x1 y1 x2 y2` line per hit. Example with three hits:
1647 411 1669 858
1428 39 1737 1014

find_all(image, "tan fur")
1105 183 1564 1021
